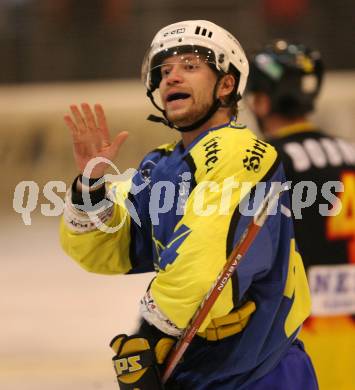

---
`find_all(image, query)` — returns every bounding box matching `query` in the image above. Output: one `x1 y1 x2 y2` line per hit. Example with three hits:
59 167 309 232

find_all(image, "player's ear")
217 74 236 99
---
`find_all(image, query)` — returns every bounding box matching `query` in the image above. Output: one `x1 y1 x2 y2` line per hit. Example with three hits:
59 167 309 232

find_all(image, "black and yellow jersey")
60 118 311 388
267 122 355 390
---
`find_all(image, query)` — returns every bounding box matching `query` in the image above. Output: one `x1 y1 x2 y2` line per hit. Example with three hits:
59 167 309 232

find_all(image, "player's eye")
185 64 196 70
161 66 172 77
184 61 200 71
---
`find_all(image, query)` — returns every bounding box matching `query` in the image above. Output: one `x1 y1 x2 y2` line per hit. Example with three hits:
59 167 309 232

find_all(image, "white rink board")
0 213 154 390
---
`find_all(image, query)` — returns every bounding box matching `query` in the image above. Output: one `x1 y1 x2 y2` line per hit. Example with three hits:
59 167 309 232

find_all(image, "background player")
247 39 355 390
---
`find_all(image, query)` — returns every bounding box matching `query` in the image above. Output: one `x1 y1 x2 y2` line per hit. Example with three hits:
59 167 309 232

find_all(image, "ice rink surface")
1 213 154 390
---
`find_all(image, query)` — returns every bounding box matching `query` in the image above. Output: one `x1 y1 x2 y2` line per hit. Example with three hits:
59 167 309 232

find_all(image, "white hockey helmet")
142 20 249 97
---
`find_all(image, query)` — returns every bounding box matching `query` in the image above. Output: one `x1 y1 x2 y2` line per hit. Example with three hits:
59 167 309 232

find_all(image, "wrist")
77 174 105 192
71 175 107 207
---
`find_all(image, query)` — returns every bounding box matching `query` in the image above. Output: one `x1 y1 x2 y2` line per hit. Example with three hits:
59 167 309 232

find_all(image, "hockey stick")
162 185 285 383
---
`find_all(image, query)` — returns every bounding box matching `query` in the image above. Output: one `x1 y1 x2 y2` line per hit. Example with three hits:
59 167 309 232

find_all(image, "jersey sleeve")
59 152 164 275
149 129 288 331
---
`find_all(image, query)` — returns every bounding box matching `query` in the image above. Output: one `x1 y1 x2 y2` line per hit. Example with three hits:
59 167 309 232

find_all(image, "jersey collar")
182 116 236 154
271 121 317 139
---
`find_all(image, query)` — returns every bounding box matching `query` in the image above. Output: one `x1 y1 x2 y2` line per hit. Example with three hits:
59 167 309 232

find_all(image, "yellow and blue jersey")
60 119 312 388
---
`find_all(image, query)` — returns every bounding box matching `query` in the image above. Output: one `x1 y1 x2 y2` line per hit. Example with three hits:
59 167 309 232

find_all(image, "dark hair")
220 66 240 117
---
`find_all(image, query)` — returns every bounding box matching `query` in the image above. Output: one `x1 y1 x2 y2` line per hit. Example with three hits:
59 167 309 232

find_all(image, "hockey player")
60 22 318 389
247 40 355 390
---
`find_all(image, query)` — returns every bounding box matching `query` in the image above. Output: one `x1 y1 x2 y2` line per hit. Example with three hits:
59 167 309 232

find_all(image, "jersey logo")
203 136 221 173
243 138 268 173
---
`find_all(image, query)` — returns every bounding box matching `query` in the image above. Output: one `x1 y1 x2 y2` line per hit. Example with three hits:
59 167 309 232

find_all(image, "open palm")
64 103 128 178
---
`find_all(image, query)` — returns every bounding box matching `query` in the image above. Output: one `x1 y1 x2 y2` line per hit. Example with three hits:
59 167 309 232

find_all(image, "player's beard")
166 99 212 128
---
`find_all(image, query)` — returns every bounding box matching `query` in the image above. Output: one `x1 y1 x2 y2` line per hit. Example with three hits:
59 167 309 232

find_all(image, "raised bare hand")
64 103 128 178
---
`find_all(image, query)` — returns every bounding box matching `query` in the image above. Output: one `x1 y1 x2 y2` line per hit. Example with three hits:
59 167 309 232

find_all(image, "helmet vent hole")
194 26 213 38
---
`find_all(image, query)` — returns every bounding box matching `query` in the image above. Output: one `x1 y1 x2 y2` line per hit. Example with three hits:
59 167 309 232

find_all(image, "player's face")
158 54 218 127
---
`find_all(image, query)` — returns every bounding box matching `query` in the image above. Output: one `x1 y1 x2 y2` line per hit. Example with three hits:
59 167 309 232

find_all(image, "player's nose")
166 65 184 85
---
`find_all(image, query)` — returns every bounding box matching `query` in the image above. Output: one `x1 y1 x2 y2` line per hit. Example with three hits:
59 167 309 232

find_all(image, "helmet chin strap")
146 76 223 133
